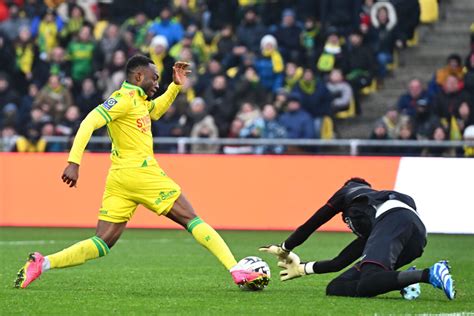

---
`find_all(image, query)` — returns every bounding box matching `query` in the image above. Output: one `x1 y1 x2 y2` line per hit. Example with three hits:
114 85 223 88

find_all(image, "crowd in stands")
0 0 472 156
367 49 474 157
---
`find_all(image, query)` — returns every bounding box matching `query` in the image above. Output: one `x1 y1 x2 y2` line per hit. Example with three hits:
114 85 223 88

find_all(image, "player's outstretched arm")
62 110 107 187
281 237 367 280
282 204 339 250
149 61 191 120
317 237 366 273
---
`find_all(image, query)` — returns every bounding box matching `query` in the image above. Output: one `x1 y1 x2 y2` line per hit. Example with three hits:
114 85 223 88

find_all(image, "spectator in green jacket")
67 25 97 88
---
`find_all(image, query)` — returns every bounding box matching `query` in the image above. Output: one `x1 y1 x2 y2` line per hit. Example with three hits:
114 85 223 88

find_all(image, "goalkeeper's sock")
47 236 110 269
187 217 237 270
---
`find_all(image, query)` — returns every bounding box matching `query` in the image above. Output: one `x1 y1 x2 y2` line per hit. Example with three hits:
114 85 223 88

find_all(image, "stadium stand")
0 0 473 156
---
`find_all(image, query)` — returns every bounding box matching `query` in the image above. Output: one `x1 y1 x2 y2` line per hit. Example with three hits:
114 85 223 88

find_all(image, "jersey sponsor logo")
154 190 178 205
103 98 118 110
136 114 151 133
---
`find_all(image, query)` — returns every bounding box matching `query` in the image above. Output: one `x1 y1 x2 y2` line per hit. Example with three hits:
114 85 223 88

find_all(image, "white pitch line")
0 238 193 246
0 240 59 246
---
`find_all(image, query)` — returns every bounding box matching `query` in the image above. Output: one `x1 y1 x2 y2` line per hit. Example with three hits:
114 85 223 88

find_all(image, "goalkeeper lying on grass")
260 177 455 300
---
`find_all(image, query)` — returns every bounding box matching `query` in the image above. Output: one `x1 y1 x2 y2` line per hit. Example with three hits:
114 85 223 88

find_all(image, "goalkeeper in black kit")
260 178 456 300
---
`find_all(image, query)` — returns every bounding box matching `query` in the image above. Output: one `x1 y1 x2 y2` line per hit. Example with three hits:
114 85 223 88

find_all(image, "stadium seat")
407 29 419 47
419 0 439 24
335 98 357 120
387 50 399 71
361 79 378 95
320 116 335 139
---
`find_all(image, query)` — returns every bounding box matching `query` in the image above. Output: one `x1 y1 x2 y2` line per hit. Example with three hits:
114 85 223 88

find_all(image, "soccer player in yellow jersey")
14 55 268 290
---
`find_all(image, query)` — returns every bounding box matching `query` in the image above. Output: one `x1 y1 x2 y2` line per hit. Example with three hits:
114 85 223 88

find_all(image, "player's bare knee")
167 195 198 227
95 221 126 248
95 234 116 249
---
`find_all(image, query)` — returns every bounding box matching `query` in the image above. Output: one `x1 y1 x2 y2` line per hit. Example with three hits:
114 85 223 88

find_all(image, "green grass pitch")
1 228 473 315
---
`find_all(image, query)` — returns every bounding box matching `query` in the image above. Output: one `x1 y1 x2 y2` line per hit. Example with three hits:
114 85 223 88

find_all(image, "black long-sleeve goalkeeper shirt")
282 180 417 273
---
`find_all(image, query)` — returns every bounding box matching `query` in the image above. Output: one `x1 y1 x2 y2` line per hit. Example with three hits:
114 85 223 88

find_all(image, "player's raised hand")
172 61 191 85
278 252 306 281
61 162 79 188
259 244 290 261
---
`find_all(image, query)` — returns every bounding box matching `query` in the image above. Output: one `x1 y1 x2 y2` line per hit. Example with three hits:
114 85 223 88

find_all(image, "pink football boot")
231 269 269 290
14 252 45 289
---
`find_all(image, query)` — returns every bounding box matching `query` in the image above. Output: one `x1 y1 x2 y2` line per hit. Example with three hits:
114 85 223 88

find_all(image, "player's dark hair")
125 55 154 79
344 177 371 187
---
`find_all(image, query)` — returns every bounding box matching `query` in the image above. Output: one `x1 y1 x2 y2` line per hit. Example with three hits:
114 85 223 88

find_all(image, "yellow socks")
187 217 237 270
47 236 110 269
46 220 234 272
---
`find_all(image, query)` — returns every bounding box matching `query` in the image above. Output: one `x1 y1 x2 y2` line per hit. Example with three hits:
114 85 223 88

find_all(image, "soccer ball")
401 283 421 300
237 256 271 291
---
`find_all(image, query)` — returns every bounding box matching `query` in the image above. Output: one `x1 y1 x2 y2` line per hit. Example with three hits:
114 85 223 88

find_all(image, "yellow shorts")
98 166 181 223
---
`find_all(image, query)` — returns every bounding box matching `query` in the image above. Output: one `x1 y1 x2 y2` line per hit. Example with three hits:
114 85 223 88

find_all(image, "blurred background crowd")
0 0 473 156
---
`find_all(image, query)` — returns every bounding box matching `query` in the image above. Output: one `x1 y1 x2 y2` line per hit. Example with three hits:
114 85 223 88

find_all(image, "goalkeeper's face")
141 64 160 98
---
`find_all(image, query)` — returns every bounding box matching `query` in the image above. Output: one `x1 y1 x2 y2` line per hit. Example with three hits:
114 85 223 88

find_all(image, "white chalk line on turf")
0 240 59 245
0 238 193 246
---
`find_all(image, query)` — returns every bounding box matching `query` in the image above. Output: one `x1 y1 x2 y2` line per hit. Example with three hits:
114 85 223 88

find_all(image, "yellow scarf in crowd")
262 48 284 73
149 49 165 80
284 67 303 91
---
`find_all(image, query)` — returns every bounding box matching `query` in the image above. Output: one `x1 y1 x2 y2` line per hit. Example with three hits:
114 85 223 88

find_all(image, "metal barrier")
1 136 471 156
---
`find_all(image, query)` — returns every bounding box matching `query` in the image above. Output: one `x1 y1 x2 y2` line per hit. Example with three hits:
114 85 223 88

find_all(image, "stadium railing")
2 136 473 156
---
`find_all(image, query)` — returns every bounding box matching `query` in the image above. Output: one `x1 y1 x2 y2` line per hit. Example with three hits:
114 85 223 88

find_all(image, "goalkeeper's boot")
429 260 455 300
14 252 44 289
231 269 269 290
400 266 421 300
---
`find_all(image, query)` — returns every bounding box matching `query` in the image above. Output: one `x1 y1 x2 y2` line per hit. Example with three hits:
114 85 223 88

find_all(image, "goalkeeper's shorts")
98 165 181 223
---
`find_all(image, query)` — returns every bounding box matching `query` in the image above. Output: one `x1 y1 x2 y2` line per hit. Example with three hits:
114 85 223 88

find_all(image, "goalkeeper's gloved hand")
278 252 307 281
259 244 290 261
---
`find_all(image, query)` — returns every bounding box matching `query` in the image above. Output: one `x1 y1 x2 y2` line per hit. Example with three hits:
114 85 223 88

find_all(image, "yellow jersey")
68 81 181 169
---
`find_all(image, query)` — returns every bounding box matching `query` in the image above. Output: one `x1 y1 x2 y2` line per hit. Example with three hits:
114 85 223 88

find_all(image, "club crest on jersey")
103 98 118 110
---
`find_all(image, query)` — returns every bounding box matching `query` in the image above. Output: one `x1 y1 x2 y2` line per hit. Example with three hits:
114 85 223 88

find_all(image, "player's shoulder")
102 89 132 110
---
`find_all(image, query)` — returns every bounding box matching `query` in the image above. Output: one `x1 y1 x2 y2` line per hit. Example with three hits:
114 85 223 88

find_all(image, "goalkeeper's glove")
259 243 291 261
278 252 309 281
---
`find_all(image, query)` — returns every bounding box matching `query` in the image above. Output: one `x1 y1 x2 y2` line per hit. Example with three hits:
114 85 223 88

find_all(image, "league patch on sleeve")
102 98 118 110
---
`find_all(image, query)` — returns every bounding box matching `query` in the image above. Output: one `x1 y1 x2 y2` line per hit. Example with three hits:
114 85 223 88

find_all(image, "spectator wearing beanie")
255 34 284 94
148 35 175 95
